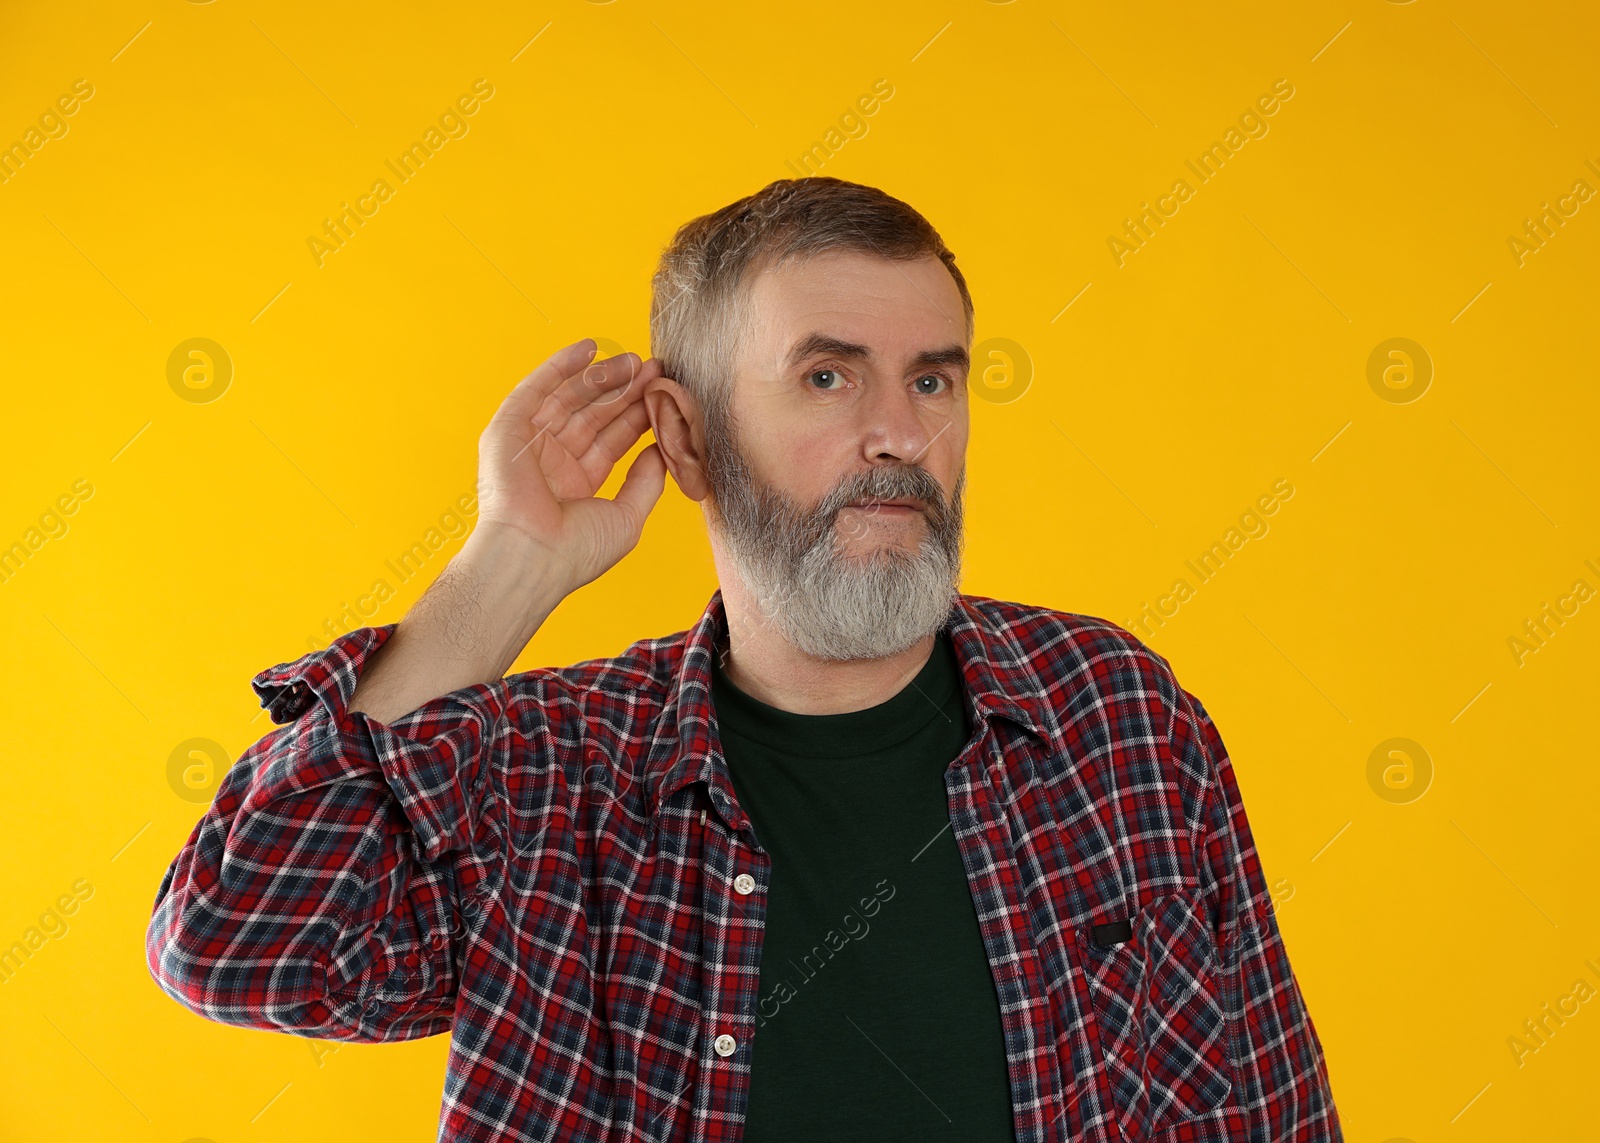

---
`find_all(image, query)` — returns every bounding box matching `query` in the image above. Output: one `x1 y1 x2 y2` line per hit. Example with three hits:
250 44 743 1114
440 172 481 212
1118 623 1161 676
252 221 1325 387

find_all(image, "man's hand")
478 338 668 593
348 339 669 724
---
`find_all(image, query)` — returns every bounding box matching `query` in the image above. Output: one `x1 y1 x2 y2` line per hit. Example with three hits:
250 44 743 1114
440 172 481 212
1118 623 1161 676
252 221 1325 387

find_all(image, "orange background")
2 0 1597 1139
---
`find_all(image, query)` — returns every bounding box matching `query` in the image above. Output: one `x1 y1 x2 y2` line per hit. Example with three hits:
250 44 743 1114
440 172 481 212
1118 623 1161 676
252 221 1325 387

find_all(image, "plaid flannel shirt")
147 588 1342 1142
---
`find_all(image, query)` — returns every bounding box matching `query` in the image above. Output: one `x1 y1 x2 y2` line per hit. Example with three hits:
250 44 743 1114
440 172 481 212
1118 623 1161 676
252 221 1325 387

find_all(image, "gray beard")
703 402 965 662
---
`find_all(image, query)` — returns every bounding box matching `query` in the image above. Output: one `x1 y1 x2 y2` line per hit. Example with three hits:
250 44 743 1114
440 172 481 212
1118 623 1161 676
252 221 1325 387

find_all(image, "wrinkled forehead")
735 250 967 379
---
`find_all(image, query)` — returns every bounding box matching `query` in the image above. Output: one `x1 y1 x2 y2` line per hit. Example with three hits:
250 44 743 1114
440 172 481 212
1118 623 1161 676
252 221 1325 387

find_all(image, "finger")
494 338 601 425
531 353 656 456
550 372 651 465
523 352 649 447
574 398 654 486
549 353 660 422
610 442 667 536
558 353 658 432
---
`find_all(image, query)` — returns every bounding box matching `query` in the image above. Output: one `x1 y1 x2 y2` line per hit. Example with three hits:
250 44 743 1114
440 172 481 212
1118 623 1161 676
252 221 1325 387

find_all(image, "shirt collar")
644 588 1054 823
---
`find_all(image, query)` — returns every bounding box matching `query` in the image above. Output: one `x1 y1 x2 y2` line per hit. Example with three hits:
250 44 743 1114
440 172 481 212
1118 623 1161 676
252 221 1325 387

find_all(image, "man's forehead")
777 330 970 372
749 251 958 311
735 251 965 372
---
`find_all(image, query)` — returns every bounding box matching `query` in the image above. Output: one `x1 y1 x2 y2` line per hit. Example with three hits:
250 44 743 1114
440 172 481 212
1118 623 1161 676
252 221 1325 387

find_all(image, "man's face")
702 248 971 662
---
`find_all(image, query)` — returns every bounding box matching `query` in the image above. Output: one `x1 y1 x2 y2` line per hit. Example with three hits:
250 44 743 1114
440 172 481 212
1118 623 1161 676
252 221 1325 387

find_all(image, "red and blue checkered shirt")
147 588 1342 1142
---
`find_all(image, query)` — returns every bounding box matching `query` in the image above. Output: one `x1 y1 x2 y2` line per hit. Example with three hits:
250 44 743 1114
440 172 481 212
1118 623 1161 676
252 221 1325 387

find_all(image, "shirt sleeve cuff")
251 624 399 726
245 622 509 862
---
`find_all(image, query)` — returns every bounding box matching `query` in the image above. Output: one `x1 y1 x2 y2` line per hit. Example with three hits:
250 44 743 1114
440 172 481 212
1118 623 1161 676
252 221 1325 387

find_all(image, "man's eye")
914 373 948 395
808 368 846 390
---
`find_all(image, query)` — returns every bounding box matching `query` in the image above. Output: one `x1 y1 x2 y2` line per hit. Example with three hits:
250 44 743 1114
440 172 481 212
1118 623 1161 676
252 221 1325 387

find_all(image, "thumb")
611 442 667 535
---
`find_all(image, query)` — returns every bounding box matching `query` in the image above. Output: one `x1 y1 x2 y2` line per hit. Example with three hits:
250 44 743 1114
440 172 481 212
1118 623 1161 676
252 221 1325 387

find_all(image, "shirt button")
713 1033 738 1057
733 873 755 895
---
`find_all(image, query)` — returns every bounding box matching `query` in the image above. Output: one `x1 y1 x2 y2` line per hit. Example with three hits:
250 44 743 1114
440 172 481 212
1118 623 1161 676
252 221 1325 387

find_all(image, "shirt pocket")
1073 890 1234 1138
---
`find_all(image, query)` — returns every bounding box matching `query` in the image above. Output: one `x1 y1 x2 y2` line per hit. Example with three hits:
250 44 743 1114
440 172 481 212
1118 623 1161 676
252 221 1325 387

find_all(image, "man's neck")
713 564 939 716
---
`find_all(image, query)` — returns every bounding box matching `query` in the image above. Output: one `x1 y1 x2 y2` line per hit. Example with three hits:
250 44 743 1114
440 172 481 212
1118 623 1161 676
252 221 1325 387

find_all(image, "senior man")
148 176 1342 1142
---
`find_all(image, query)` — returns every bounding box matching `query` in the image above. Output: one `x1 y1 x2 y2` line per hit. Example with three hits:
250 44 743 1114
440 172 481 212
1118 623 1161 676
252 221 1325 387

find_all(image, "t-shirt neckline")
709 629 963 759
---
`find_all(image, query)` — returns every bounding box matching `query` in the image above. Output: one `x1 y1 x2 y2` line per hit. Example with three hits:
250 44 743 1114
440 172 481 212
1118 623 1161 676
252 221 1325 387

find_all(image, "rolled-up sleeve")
1170 685 1343 1142
146 623 514 1042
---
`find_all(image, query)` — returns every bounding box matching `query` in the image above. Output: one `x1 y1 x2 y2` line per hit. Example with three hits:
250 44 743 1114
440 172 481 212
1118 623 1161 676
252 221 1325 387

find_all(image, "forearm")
147 700 491 1040
349 520 570 725
151 602 533 1037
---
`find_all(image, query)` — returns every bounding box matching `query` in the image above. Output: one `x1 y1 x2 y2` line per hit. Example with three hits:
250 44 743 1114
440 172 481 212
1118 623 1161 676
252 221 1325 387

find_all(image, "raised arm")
146 339 669 1039
349 340 669 724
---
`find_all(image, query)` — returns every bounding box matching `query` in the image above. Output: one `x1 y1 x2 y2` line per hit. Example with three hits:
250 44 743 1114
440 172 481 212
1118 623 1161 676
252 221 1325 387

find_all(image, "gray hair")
648 177 975 428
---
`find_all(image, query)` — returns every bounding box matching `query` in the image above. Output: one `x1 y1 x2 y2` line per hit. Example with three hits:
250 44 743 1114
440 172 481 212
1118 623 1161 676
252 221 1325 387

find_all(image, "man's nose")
857 378 936 465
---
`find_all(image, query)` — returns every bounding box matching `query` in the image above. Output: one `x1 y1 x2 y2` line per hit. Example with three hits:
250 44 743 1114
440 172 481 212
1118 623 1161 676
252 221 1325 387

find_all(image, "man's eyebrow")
784 332 969 374
785 333 871 368
909 345 970 372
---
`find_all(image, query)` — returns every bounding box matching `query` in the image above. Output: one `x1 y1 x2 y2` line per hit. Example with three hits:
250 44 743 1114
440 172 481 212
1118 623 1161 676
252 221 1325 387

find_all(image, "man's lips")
843 498 924 513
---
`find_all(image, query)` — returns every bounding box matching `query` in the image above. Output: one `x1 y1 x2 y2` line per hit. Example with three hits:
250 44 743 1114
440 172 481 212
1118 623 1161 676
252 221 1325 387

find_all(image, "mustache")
817 464 949 522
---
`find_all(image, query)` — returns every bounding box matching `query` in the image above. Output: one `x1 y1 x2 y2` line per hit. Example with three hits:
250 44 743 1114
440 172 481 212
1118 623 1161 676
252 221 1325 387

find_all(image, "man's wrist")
444 521 572 678
347 521 571 722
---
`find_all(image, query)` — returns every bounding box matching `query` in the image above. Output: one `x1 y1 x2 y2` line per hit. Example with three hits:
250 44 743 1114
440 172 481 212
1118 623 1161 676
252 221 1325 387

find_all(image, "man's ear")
643 370 711 502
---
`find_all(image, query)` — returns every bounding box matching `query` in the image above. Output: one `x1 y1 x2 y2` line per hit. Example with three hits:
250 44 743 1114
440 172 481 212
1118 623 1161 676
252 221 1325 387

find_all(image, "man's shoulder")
960 591 1165 663
497 595 1189 725
501 620 695 716
959 592 1184 706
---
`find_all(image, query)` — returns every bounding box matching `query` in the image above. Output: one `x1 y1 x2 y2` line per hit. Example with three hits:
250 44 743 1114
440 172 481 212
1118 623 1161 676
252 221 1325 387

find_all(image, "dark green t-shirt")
710 630 1016 1142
